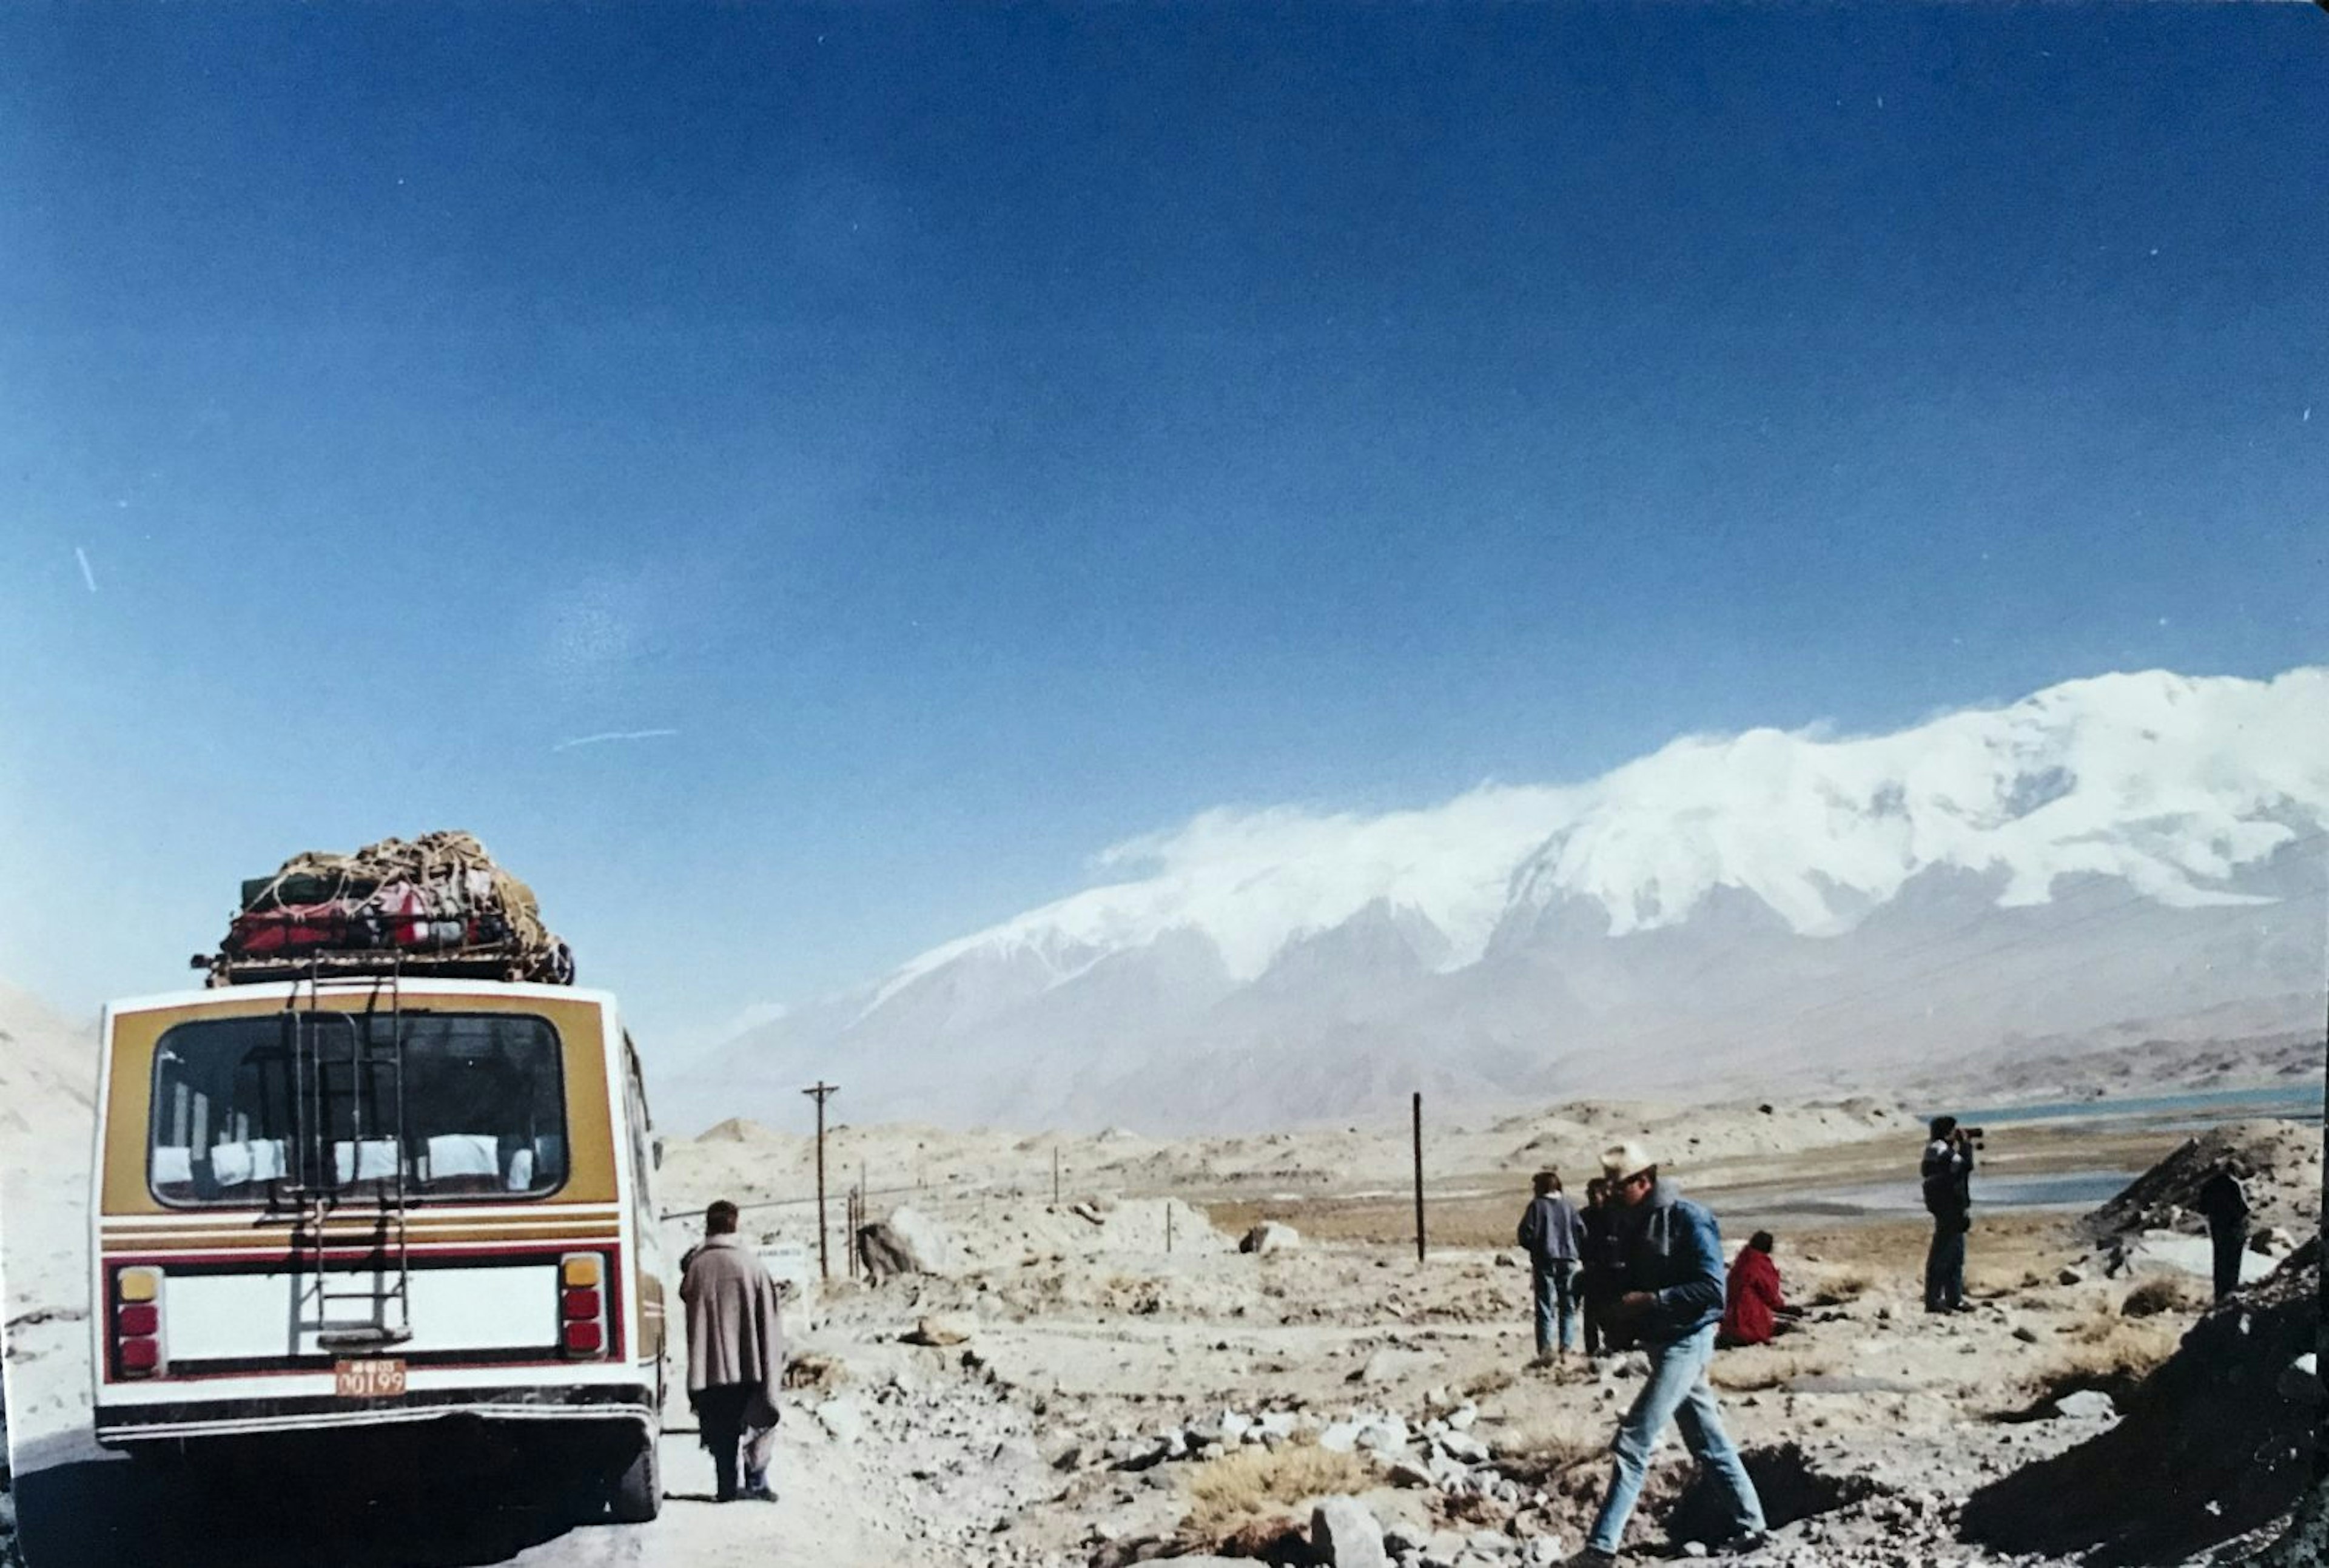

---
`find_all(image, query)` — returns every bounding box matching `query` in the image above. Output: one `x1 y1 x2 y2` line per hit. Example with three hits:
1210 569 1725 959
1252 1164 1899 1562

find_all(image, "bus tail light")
114 1267 164 1378
559 1253 607 1358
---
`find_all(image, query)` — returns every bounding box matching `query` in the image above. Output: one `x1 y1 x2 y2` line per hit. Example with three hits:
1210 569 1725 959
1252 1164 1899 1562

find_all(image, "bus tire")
607 1428 660 1524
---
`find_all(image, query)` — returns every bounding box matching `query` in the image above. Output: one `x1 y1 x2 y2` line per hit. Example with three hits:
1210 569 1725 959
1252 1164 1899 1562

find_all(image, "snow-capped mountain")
668 667 2328 1134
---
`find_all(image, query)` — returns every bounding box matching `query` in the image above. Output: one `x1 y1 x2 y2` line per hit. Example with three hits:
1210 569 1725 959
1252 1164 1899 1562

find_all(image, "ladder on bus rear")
283 967 415 1350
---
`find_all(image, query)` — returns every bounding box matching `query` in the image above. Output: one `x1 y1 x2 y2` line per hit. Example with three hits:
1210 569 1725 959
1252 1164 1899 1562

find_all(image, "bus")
88 973 668 1521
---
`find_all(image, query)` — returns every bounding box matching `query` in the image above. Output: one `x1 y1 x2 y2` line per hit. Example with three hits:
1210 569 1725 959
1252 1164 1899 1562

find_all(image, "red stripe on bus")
98 1242 619 1265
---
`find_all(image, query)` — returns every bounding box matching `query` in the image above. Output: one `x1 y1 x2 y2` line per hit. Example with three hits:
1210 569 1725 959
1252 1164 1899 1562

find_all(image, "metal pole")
803 1082 839 1282
1413 1091 1427 1264
1053 1145 1061 1207
1166 1203 1174 1253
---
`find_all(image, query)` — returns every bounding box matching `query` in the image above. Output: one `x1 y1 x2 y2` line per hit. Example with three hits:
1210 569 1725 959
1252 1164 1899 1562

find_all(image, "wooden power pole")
803 1080 839 1281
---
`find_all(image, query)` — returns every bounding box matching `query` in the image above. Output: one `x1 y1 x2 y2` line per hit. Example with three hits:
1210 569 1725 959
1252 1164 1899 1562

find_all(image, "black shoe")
1718 1529 1769 1555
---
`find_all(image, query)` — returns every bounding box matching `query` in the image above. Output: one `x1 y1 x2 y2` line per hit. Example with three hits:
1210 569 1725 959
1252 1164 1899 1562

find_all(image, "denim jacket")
1612 1179 1726 1345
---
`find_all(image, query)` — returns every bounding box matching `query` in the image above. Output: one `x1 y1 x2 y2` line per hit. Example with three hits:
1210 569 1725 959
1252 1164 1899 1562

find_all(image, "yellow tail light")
560 1254 601 1288
116 1267 161 1304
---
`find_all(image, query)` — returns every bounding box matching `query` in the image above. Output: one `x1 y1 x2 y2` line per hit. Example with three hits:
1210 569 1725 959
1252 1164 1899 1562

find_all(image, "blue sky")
4 3 2324 1061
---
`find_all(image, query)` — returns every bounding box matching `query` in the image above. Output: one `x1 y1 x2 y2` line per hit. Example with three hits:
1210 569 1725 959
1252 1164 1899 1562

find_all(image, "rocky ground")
7 1063 2327 1567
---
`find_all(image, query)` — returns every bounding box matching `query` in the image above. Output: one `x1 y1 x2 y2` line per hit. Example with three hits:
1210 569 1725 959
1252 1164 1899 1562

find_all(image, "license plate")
334 1358 407 1398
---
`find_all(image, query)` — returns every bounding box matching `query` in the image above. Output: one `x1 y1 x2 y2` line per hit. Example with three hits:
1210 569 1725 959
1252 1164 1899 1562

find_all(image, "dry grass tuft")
1461 1367 1516 1399
2120 1276 2206 1319
1181 1439 1375 1538
1803 1267 1880 1307
2015 1308 2183 1409
1494 1410 1610 1482
782 1351 847 1392
1708 1344 1830 1393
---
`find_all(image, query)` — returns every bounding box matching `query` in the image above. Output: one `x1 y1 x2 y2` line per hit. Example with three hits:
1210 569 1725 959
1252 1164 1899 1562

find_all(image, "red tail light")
559 1253 608 1358
113 1268 164 1378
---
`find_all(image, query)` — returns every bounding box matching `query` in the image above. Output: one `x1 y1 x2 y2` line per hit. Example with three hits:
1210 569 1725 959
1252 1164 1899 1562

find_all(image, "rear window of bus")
146 1011 570 1205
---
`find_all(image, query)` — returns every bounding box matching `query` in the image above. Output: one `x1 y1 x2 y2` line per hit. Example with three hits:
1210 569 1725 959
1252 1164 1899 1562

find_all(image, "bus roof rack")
192 943 577 988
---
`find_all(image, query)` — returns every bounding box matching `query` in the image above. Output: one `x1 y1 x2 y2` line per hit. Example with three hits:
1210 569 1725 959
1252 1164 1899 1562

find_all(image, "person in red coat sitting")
1718 1231 1800 1348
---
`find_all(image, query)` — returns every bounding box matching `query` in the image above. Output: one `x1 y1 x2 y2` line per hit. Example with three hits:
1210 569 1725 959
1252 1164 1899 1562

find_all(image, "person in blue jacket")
1564 1141 1767 1566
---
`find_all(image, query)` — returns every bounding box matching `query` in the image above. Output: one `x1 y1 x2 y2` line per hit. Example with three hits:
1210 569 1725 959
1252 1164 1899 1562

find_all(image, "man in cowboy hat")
1564 1141 1766 1565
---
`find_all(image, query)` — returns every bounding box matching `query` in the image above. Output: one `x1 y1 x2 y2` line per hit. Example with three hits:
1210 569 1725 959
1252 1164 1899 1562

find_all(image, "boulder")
1311 1496 1391 1568
1435 1430 1491 1465
1240 1220 1300 1254
2113 1230 2276 1287
2052 1390 2117 1421
2277 1353 2325 1408
884 1205 958 1273
854 1222 918 1282
901 1316 969 1347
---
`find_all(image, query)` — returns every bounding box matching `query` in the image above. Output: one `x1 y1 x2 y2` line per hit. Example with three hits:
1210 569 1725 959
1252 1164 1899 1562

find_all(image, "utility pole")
1412 1091 1427 1264
1053 1145 1061 1207
803 1081 839 1282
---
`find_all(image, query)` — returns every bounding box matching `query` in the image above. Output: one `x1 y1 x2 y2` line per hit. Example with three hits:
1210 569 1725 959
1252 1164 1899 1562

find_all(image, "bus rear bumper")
96 1382 657 1446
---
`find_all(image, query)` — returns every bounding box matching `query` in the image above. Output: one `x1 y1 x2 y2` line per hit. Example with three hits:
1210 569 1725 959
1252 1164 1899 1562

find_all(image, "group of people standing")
1517 1166 1796 1367
1514 1143 1773 1566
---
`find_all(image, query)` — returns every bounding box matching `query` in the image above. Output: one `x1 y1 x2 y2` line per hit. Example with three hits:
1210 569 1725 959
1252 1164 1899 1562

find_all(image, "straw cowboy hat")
1600 1141 1655 1184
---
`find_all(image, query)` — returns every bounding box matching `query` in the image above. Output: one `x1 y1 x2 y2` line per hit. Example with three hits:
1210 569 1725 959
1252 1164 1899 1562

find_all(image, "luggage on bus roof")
207 830 575 985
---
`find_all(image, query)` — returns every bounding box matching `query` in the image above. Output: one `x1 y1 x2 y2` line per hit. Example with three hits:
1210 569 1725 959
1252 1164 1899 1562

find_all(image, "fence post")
1413 1091 1427 1265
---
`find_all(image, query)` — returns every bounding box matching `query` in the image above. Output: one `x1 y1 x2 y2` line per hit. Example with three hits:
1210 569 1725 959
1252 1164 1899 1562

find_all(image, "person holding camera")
1921 1115 1978 1314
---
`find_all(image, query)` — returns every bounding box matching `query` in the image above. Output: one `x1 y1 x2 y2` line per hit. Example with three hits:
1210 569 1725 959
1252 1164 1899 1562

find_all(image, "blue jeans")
1587 1324 1766 1555
1533 1258 1582 1354
1925 1216 1967 1310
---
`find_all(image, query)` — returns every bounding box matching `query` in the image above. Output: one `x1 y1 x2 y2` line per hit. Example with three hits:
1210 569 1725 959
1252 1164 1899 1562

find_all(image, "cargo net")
203 831 576 986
